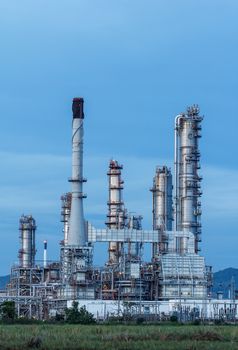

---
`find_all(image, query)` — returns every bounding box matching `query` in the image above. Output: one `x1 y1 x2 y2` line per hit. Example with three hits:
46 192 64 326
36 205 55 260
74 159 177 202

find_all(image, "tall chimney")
43 240 47 268
67 98 87 247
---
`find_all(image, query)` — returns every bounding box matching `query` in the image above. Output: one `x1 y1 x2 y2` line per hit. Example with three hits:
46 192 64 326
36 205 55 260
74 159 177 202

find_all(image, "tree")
0 301 16 322
65 301 96 324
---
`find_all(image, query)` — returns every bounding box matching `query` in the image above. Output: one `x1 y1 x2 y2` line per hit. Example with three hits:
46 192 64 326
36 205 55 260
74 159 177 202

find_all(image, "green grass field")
1 324 238 350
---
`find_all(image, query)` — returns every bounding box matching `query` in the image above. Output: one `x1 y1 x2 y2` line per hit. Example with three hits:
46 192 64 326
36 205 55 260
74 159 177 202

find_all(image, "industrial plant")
2 98 237 320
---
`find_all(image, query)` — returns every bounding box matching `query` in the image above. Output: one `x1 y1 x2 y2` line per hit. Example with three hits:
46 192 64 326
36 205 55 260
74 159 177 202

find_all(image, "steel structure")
6 99 213 319
60 98 93 299
18 215 36 268
106 160 126 264
60 192 72 245
174 105 203 252
151 166 173 258
127 215 142 260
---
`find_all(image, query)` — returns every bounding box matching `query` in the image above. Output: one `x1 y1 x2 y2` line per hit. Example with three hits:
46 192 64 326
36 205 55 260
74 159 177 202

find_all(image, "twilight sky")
0 0 237 274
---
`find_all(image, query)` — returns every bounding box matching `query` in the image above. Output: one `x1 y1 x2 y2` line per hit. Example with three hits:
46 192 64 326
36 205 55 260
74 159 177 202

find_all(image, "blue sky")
0 0 237 274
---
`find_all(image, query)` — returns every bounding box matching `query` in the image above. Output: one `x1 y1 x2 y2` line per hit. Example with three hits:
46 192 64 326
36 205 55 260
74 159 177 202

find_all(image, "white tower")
67 98 87 247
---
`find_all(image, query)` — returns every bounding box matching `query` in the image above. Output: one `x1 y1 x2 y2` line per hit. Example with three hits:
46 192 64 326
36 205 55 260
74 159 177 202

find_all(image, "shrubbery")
0 301 16 322
65 301 96 324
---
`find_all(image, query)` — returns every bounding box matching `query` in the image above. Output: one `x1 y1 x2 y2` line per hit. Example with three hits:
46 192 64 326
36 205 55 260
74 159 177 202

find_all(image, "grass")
0 324 238 349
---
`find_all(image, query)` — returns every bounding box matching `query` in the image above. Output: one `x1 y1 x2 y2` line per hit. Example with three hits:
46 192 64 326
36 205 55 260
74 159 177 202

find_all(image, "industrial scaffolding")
6 100 212 319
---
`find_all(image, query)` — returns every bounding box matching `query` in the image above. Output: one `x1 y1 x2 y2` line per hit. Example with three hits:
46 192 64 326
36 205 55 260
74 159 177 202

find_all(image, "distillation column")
174 105 203 253
127 215 142 259
18 215 36 268
106 160 126 264
151 166 173 258
61 193 72 245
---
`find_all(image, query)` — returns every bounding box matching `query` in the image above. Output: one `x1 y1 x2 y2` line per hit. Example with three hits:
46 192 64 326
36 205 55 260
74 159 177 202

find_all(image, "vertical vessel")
61 193 72 245
18 215 36 268
106 160 126 264
151 166 173 257
127 214 142 259
174 105 202 252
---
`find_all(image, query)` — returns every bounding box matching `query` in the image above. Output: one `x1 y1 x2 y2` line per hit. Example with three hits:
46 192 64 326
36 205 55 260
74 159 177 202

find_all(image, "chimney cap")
72 98 84 119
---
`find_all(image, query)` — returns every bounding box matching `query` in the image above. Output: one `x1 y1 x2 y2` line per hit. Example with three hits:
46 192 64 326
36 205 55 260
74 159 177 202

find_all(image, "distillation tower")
175 105 202 252
60 193 72 245
106 160 126 264
151 166 173 258
18 215 36 268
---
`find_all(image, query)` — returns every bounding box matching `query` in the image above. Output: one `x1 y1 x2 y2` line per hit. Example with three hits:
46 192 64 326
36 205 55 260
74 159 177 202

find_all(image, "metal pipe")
174 114 183 231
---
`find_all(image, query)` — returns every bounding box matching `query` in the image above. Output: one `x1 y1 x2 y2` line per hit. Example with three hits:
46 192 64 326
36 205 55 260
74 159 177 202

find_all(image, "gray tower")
175 105 202 252
151 166 173 257
18 215 36 268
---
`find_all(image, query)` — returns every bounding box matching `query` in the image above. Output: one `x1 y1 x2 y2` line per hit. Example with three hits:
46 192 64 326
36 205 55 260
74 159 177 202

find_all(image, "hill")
213 268 238 298
0 275 10 289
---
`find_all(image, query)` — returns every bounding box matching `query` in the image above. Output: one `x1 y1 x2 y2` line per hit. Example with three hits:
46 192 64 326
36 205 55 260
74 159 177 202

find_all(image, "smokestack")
43 240 47 267
67 98 87 247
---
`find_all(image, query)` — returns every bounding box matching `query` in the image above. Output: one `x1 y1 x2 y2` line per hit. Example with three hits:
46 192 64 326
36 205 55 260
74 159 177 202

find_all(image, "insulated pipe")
174 114 183 231
67 98 87 247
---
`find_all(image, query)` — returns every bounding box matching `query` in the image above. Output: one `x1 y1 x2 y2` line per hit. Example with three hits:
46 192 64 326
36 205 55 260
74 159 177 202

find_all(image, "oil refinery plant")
3 98 237 320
